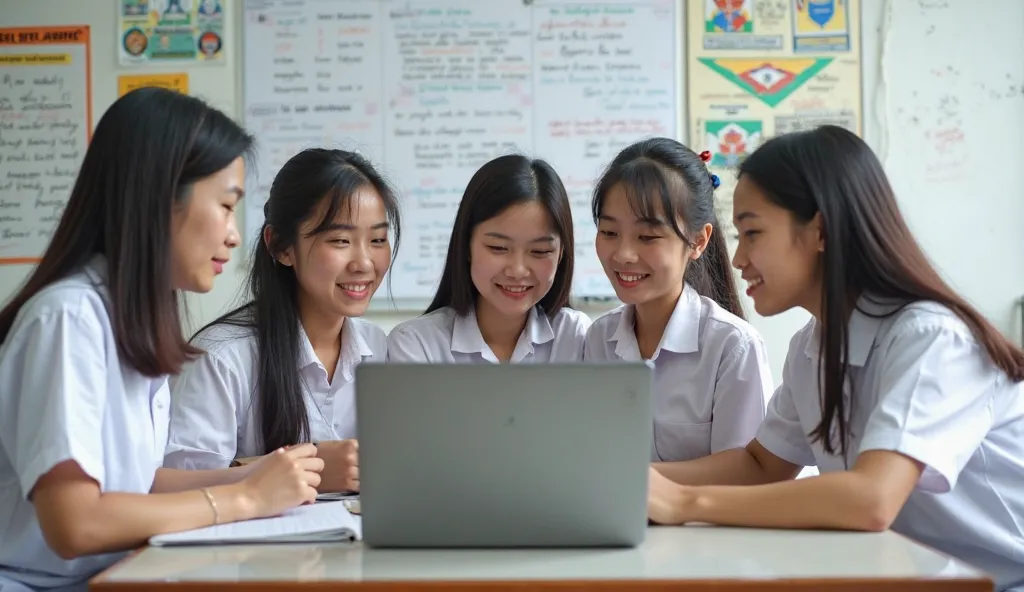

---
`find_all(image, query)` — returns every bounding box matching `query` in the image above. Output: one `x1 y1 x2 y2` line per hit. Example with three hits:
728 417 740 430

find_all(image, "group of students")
0 88 1020 591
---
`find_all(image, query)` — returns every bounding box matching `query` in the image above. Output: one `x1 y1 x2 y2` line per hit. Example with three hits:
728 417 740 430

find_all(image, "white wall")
2 1 1018 383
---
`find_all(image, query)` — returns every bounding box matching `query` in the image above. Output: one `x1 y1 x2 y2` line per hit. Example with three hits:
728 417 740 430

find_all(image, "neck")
296 293 345 353
475 298 528 359
633 284 683 349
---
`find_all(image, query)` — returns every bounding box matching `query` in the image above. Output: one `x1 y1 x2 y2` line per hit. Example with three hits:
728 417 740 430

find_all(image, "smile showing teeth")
499 285 531 293
746 277 764 288
340 283 369 292
616 272 648 282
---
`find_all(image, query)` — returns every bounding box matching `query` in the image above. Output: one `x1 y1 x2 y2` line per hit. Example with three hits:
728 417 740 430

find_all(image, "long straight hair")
592 137 744 318
0 87 253 376
739 125 1024 457
426 154 574 317
196 149 401 453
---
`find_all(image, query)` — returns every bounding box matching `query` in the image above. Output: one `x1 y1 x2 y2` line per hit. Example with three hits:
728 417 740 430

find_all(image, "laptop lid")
355 362 653 548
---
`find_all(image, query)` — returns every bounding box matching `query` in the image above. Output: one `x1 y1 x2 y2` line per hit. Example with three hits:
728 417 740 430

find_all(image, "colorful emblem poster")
687 0 862 240
119 0 225 65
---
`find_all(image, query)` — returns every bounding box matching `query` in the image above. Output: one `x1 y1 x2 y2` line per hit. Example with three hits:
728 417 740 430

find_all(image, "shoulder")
881 301 974 341
549 307 592 334
586 304 627 342
347 317 388 357
389 307 456 341
698 295 766 354
4 270 111 347
190 319 258 360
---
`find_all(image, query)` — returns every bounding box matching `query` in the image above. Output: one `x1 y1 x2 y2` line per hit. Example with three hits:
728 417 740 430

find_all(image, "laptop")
355 362 653 549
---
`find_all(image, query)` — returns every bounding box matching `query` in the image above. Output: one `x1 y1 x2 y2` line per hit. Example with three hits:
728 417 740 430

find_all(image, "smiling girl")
584 138 772 463
387 154 590 364
647 126 1024 592
165 148 401 494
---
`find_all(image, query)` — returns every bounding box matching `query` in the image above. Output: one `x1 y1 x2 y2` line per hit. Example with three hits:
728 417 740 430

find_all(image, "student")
388 154 590 363
646 126 1024 592
584 138 771 462
0 88 322 592
165 148 399 494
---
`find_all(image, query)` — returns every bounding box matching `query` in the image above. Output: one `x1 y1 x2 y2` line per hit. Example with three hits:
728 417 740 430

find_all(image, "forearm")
687 472 892 531
151 467 249 493
41 484 254 558
653 448 779 486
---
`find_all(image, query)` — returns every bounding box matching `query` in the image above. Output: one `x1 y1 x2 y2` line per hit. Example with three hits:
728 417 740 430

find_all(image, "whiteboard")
241 0 678 302
881 0 1024 343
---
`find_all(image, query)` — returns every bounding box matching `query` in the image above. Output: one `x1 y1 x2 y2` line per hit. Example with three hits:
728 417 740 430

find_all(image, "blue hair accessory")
710 174 721 189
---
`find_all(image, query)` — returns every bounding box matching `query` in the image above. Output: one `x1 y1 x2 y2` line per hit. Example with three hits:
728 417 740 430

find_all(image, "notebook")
149 501 362 546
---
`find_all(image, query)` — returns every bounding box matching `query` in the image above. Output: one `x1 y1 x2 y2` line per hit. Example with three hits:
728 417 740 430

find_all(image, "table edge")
88 576 993 592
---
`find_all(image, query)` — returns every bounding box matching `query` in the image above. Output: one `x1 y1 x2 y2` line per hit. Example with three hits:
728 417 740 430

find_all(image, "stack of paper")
150 501 362 546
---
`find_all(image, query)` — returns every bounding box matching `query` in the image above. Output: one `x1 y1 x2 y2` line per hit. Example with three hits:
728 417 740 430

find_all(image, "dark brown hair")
739 125 1024 457
0 87 253 377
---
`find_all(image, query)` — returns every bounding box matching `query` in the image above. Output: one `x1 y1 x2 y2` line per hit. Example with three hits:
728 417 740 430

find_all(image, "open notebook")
149 501 362 546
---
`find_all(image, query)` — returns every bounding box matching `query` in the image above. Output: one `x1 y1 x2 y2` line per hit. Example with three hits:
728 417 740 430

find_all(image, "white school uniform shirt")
584 285 772 462
386 305 591 363
0 256 170 592
756 298 1024 592
164 316 386 470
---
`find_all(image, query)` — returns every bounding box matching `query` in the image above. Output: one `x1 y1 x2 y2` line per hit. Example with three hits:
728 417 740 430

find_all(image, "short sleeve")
710 338 772 453
755 341 816 467
0 310 109 499
385 326 431 363
164 350 245 470
856 322 996 493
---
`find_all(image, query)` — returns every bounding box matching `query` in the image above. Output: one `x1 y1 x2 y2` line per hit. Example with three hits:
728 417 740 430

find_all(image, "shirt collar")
451 305 555 362
610 285 701 360
297 317 374 371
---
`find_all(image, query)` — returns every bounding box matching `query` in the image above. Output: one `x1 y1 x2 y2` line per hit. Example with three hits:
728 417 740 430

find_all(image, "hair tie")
698 150 720 189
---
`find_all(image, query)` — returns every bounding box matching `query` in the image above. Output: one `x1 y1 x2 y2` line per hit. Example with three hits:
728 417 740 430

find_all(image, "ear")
689 223 714 260
810 212 825 252
263 225 295 267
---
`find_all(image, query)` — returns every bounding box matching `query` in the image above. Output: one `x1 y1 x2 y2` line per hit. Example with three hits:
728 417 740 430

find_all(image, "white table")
91 525 993 591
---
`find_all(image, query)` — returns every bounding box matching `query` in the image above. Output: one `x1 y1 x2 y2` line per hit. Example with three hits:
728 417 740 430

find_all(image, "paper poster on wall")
687 0 861 242
0 26 92 265
119 0 225 66
118 72 188 96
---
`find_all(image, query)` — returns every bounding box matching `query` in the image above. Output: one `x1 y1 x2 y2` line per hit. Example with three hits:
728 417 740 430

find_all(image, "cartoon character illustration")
198 31 222 58
709 0 751 33
122 28 148 57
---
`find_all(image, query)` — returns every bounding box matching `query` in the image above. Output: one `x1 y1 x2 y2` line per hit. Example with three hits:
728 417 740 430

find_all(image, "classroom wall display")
688 0 862 242
119 0 225 65
0 26 92 265
242 0 678 301
117 72 189 96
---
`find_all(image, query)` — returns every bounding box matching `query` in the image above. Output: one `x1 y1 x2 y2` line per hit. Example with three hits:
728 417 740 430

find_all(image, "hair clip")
710 174 721 189
699 150 712 163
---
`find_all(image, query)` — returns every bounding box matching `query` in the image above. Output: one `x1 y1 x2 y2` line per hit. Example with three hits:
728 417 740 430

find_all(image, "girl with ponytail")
584 138 772 464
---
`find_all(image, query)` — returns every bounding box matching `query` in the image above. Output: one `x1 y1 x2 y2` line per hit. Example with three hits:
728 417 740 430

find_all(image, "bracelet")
201 487 220 525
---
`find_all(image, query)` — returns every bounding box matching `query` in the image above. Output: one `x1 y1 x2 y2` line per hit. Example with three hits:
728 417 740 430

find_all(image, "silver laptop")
355 362 653 549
